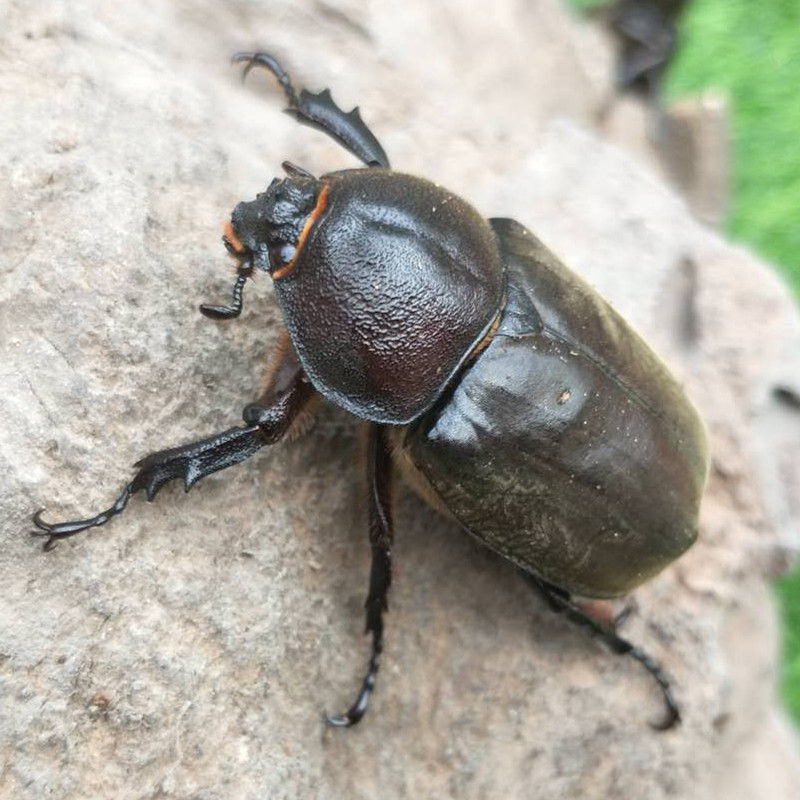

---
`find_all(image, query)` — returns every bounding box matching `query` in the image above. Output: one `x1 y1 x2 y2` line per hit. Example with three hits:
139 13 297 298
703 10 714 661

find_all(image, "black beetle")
32 52 709 730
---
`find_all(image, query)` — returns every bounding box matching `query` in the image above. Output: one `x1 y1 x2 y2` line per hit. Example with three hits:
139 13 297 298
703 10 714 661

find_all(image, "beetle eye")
269 242 297 270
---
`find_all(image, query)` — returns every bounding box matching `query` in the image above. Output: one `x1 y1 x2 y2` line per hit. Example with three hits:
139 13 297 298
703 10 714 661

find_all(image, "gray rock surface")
2 1 800 798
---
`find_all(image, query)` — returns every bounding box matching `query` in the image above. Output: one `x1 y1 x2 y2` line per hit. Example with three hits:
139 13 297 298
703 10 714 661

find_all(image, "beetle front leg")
231 51 390 169
31 338 314 550
326 424 393 728
526 574 680 730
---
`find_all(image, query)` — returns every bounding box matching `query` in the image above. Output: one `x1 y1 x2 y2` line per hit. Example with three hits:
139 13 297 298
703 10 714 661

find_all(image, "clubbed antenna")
200 265 251 320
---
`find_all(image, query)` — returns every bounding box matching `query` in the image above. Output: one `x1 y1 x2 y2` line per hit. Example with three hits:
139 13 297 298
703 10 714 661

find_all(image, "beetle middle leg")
231 51 390 169
326 424 393 728
31 335 315 550
526 574 680 730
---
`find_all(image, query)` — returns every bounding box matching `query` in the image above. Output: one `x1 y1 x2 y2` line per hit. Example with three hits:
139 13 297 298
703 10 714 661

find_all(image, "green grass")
781 576 800 724
666 0 800 290
569 0 800 725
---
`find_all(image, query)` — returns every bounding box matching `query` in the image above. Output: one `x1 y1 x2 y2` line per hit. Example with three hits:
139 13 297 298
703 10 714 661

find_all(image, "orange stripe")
469 299 505 360
224 220 246 254
272 183 330 280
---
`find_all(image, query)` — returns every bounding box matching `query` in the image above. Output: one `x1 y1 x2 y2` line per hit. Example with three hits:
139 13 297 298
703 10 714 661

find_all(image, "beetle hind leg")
326 424 393 728
231 51 390 169
526 574 680 731
533 581 636 632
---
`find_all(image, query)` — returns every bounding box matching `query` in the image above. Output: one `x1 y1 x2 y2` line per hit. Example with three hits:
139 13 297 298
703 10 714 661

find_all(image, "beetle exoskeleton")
32 51 708 731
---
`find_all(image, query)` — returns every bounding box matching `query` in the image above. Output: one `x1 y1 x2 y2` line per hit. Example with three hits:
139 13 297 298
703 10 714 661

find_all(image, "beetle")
32 52 709 730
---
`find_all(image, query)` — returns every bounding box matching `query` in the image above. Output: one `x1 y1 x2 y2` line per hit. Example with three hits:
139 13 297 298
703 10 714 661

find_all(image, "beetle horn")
199 261 252 320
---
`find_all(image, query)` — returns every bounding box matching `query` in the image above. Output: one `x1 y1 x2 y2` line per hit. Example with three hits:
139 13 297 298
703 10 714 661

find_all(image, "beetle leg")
231 51 390 169
31 340 314 550
526 574 680 731
609 597 637 630
326 424 393 728
567 597 637 632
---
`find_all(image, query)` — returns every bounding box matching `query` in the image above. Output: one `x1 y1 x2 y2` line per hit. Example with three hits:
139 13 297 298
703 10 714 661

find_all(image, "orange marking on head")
272 183 330 280
224 220 246 254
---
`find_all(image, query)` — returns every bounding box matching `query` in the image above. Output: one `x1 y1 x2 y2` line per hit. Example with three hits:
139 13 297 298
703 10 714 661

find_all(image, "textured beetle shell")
404 219 709 598
272 170 505 424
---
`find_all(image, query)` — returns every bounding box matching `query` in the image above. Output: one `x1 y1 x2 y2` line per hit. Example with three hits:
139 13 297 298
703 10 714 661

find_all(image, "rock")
660 93 731 228
1 1 799 798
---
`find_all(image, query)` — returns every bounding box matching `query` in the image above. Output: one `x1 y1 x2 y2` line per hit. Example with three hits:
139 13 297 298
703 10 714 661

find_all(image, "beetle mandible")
32 52 709 730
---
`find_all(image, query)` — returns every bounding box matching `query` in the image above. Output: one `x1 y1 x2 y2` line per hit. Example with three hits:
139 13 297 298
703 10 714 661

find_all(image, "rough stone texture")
2 1 800 798
659 93 731 228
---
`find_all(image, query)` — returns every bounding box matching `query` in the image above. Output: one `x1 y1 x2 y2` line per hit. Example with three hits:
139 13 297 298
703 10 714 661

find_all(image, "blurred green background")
571 0 800 725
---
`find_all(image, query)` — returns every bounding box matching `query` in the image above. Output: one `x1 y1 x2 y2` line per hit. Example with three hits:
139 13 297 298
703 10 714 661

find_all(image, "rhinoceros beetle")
32 52 709 730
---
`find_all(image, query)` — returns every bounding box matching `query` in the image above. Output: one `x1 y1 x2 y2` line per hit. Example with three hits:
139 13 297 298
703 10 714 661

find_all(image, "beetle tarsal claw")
231 51 300 106
650 703 681 732
325 675 376 729
30 509 59 551
627 644 682 731
30 486 133 550
325 634 381 728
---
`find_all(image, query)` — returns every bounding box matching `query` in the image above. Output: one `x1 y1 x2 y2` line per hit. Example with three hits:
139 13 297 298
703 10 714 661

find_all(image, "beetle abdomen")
405 218 709 598
272 170 505 424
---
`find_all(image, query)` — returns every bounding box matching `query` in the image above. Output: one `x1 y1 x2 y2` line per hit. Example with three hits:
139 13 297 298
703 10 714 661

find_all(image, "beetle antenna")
200 263 252 320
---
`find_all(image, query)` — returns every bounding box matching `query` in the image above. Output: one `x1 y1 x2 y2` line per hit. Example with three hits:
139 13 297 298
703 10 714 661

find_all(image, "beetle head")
227 165 322 276
200 163 322 320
